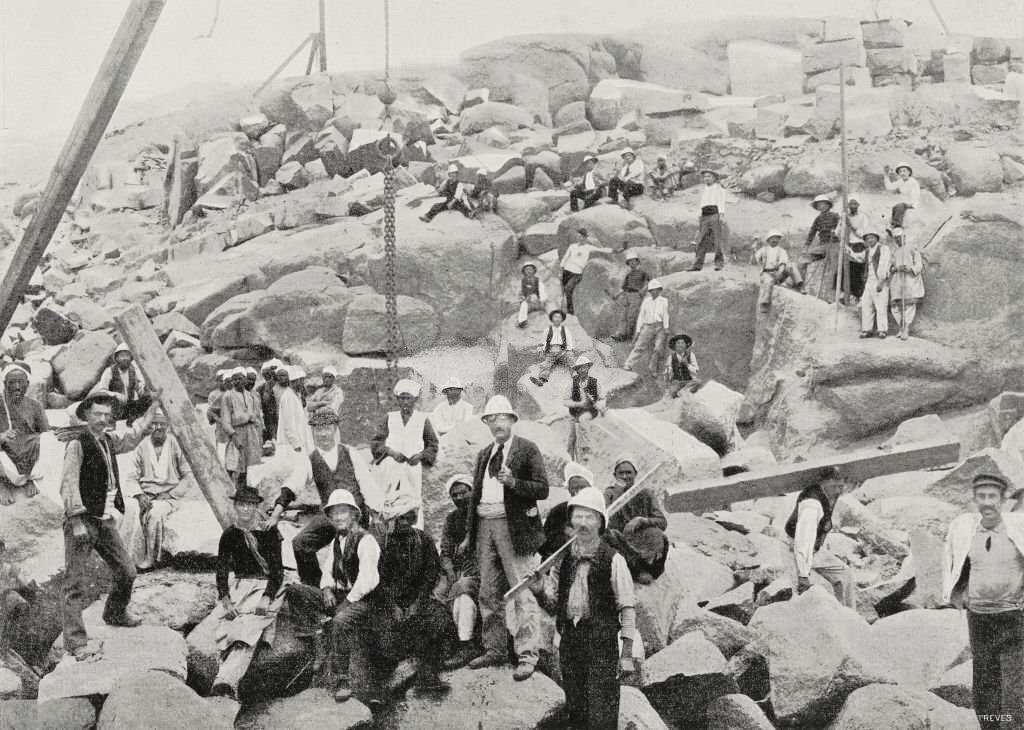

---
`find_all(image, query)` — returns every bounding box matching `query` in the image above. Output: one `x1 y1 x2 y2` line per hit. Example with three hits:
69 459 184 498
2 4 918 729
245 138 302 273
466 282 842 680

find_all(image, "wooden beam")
115 304 234 529
254 33 317 98
0 0 166 334
664 439 960 514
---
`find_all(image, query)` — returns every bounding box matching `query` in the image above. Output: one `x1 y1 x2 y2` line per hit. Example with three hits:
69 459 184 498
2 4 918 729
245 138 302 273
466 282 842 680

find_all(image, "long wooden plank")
664 439 960 514
0 0 167 334
116 304 234 529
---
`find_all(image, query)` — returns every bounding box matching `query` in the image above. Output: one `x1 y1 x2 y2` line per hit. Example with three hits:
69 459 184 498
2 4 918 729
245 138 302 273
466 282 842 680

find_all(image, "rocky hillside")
0 13 1022 729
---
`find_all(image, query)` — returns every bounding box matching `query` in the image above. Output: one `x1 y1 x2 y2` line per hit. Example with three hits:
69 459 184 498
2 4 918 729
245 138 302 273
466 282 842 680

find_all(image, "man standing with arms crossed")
943 474 1024 730
463 395 549 681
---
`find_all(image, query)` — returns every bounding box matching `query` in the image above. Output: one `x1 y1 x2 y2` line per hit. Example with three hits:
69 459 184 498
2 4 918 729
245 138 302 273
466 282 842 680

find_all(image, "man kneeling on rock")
786 466 856 609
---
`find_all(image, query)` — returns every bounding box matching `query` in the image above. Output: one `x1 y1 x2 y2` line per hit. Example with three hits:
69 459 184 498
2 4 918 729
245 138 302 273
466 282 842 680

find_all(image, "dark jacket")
467 435 549 556
216 526 284 599
77 433 123 518
784 485 834 552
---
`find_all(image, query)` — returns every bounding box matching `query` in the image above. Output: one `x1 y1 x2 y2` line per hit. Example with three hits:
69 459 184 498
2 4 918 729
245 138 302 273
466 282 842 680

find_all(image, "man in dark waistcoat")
274 409 374 586
59 390 161 659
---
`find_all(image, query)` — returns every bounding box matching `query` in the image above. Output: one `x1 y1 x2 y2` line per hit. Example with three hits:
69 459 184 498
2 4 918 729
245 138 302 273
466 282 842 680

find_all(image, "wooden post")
115 304 234 529
834 61 850 333
318 0 328 72
664 439 959 514
254 33 317 98
0 0 166 335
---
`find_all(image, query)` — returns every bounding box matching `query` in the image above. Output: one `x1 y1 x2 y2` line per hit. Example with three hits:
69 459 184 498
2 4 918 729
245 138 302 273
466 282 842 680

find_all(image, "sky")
0 0 1021 141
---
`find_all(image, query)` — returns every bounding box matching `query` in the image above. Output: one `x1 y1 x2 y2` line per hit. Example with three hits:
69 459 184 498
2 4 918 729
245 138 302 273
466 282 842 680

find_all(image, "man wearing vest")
859 230 892 339
611 251 650 342
566 355 605 422
59 390 162 659
276 409 376 586
663 333 701 399
530 309 575 388
943 474 1024 730
786 466 856 609
533 486 638 730
285 489 381 705
464 396 549 681
93 344 152 426
370 379 438 529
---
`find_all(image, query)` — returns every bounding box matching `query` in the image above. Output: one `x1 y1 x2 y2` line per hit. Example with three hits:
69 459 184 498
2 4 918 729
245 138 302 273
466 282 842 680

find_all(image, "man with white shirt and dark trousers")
754 230 804 311
943 473 1024 730
285 489 381 705
274 409 374 587
431 377 475 435
463 396 549 681
623 279 669 374
859 229 892 339
607 149 645 209
569 155 604 212
530 310 575 387
559 228 613 315
786 466 856 609
883 162 921 234
688 170 728 271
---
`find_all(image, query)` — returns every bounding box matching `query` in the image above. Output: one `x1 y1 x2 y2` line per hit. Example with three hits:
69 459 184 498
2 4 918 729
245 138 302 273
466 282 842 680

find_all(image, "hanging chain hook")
376 0 400 391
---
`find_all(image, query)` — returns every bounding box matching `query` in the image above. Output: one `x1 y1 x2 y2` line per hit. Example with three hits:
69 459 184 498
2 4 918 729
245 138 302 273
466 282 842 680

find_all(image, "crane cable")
376 0 401 390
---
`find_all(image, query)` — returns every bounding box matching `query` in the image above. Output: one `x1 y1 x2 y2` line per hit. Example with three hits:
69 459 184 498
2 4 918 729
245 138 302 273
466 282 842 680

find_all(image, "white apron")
376 411 426 528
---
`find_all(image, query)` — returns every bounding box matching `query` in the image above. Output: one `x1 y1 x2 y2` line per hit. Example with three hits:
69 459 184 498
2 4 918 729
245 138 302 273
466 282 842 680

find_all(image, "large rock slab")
727 41 804 98
239 688 372 729
928 661 972 708
194 133 258 201
39 626 187 702
0 493 66 585
342 292 439 356
81 570 217 633
97 670 232 729
706 693 775 730
588 79 708 130
668 600 757 659
603 29 729 95
869 609 970 689
641 631 739 728
826 683 979 730
386 666 563 729
946 143 1004 195
52 331 116 400
257 73 334 132
746 588 893 726
0 698 97 730
458 101 535 134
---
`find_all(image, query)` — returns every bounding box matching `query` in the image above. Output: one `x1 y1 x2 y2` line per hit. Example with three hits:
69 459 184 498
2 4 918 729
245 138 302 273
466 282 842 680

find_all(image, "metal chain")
379 0 399 390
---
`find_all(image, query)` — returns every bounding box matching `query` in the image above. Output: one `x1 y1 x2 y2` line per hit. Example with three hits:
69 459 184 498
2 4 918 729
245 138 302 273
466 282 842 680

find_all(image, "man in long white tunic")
275 365 312 454
370 379 439 529
122 409 194 570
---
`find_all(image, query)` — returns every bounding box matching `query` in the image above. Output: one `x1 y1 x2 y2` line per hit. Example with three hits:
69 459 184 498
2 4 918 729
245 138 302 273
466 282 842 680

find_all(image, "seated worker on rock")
529 310 574 388
210 487 286 700
647 154 678 199
285 489 381 705
565 356 606 422
433 474 480 670
468 170 498 217
607 148 645 210
419 164 472 222
540 462 596 560
602 456 669 584
516 261 547 329
754 230 804 312
568 155 604 212
611 251 650 342
786 466 856 610
0 363 48 505
663 333 702 399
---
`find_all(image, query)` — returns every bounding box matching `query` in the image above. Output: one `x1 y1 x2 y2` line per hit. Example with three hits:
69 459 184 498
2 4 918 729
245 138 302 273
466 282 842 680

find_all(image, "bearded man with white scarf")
122 409 194 570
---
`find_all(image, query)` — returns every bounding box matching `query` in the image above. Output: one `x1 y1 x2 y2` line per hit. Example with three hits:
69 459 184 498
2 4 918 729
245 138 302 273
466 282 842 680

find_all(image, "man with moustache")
463 395 549 681
943 474 1024 730
435 474 481 669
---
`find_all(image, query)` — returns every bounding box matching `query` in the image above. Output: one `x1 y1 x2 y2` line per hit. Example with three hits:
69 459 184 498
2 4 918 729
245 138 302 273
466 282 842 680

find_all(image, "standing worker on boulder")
275 365 312 454
516 261 548 329
858 229 892 339
786 466 856 609
889 229 925 341
943 474 1024 730
611 251 650 342
257 360 282 445
221 367 263 490
688 169 728 272
464 396 549 681
59 390 162 660
623 279 669 375
559 228 613 316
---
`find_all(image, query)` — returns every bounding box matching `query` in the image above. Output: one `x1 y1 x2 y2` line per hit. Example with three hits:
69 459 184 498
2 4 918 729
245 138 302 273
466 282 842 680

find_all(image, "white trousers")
860 283 889 333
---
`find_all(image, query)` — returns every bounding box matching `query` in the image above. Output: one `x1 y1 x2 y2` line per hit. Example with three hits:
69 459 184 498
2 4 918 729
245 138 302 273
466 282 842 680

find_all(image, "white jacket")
942 512 1024 606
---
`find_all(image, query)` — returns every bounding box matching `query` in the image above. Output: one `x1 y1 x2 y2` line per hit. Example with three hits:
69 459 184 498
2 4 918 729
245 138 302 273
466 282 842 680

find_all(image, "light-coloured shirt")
545 547 636 638
319 532 381 603
285 444 375 498
275 384 312 452
582 171 598 190
884 175 921 208
431 399 475 435
543 324 575 352
699 183 727 213
479 438 512 505
793 499 824 578
841 210 870 244
60 422 150 520
755 245 790 271
123 434 193 499
618 160 645 184
95 363 147 400
561 242 605 275
307 384 345 416
967 521 1024 613
636 295 669 329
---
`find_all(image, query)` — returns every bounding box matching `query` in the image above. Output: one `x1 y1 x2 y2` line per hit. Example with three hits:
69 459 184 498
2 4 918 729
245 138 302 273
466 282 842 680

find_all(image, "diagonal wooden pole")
116 304 234 529
0 0 166 335
664 439 959 514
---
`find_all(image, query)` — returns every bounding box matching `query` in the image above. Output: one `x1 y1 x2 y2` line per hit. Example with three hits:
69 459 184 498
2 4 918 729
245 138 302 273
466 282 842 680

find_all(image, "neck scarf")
235 515 269 575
